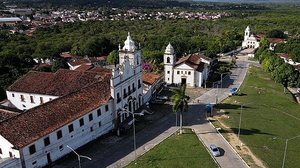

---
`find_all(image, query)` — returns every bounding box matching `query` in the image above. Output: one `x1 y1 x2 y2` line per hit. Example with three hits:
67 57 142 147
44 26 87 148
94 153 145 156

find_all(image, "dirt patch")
212 116 266 168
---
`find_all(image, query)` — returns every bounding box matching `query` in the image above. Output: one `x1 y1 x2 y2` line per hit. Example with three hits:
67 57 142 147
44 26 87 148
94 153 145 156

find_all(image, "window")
177 71 179 74
188 71 191 75
9 152 12 157
40 97 44 104
181 71 183 74
97 109 101 116
59 145 63 151
117 93 121 103
167 71 170 74
49 98 53 101
105 105 109 111
44 137 50 146
90 127 93 132
168 78 170 81
128 86 131 94
89 113 93 121
123 89 127 98
132 83 136 92
12 93 14 97
68 124 74 133
57 130 62 139
30 96 34 103
0 148 2 154
29 145 36 155
99 121 102 127
138 80 141 88
167 57 170 63
79 118 84 127
20 95 25 102
32 161 37 165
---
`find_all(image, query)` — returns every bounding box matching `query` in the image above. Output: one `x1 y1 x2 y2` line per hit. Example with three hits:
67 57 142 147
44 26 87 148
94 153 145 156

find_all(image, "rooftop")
176 53 210 71
0 78 111 149
142 72 161 85
7 69 110 96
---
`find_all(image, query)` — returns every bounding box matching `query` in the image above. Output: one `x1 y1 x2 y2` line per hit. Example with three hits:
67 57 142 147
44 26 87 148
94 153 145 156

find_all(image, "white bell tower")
244 26 251 41
164 43 175 84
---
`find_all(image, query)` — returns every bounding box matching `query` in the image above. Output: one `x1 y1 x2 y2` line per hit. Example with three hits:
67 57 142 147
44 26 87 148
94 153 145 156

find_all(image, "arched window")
167 57 170 63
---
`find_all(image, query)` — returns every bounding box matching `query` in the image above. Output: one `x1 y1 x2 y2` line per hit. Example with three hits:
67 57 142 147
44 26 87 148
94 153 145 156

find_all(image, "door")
47 153 52 164
181 78 187 85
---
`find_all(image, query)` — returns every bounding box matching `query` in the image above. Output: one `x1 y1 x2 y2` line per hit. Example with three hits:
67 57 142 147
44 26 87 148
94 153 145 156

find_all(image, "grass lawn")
215 66 300 168
126 129 217 168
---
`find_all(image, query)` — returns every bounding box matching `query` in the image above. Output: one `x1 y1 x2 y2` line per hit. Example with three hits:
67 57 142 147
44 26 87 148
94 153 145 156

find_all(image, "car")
156 95 169 101
209 144 221 157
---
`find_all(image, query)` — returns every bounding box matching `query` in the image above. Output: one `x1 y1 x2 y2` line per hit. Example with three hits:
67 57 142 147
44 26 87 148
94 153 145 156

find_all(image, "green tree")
171 84 190 134
107 50 119 65
51 58 68 72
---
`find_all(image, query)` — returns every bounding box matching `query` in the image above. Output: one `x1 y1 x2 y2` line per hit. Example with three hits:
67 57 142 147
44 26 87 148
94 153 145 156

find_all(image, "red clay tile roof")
75 64 94 72
278 53 290 59
267 38 285 44
60 52 79 59
0 79 111 149
7 69 110 96
294 64 300 71
175 53 209 71
142 72 161 85
0 109 19 122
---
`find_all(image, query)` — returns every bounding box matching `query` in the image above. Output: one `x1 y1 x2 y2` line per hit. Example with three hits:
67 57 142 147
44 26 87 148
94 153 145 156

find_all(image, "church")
0 33 143 168
164 43 211 88
242 26 260 49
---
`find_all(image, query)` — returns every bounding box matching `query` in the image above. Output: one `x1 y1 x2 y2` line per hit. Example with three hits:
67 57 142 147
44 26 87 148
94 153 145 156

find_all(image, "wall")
173 64 195 87
20 101 114 168
0 135 20 159
6 91 58 110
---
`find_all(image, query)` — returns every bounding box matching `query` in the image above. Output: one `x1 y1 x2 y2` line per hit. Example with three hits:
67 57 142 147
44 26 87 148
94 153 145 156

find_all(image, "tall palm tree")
171 84 190 134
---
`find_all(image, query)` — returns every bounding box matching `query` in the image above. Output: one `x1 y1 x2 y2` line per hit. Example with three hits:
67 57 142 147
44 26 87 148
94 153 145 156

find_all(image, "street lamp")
66 145 92 168
121 99 143 163
236 101 254 146
282 134 300 168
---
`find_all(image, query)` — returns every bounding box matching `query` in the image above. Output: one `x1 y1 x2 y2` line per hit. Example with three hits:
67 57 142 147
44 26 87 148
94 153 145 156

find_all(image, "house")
267 38 286 51
242 26 260 49
0 33 143 168
278 53 300 66
142 72 164 103
164 43 211 87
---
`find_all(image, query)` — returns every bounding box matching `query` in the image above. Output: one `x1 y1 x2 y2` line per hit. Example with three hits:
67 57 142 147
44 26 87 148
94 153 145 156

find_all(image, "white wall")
6 91 58 110
20 101 114 168
0 135 20 159
164 65 173 84
173 64 195 87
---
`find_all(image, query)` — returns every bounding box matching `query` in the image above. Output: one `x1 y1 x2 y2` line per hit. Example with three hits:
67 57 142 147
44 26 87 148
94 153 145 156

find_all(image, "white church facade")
0 33 143 168
242 26 260 49
164 43 211 88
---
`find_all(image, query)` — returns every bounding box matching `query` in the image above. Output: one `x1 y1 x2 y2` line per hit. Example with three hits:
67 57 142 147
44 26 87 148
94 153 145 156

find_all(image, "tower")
244 26 251 41
164 43 175 84
119 32 141 67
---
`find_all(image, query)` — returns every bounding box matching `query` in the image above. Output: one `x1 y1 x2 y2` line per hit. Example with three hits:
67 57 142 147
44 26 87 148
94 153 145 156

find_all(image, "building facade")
164 43 211 88
242 26 260 49
0 33 143 168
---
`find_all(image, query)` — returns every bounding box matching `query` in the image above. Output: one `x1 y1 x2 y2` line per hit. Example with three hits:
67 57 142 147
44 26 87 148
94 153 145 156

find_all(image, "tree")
107 50 119 65
171 84 190 134
266 29 285 38
51 58 68 72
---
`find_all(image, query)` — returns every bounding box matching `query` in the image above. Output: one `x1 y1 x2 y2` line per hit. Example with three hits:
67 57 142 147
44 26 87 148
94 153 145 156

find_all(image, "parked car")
209 144 221 157
156 95 169 101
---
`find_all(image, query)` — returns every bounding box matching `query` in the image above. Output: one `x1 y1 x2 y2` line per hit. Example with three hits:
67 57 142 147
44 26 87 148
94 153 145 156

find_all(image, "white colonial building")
0 33 143 168
164 43 211 87
242 26 260 49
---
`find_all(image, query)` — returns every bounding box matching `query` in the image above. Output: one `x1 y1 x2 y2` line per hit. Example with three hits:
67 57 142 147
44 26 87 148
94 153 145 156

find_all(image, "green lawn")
215 66 300 168
126 129 217 168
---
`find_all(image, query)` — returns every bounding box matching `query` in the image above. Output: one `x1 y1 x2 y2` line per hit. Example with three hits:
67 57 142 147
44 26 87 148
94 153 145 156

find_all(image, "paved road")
54 60 250 168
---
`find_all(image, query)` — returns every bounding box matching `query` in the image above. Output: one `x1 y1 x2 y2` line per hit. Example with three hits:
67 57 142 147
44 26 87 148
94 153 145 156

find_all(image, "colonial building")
242 26 260 49
0 33 143 168
164 43 211 87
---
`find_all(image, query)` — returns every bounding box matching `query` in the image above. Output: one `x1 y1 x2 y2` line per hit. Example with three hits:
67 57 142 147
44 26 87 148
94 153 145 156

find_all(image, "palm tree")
171 84 190 134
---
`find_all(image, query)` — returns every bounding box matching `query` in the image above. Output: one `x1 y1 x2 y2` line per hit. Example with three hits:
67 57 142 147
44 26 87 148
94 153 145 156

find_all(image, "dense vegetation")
255 37 300 88
0 4 300 100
